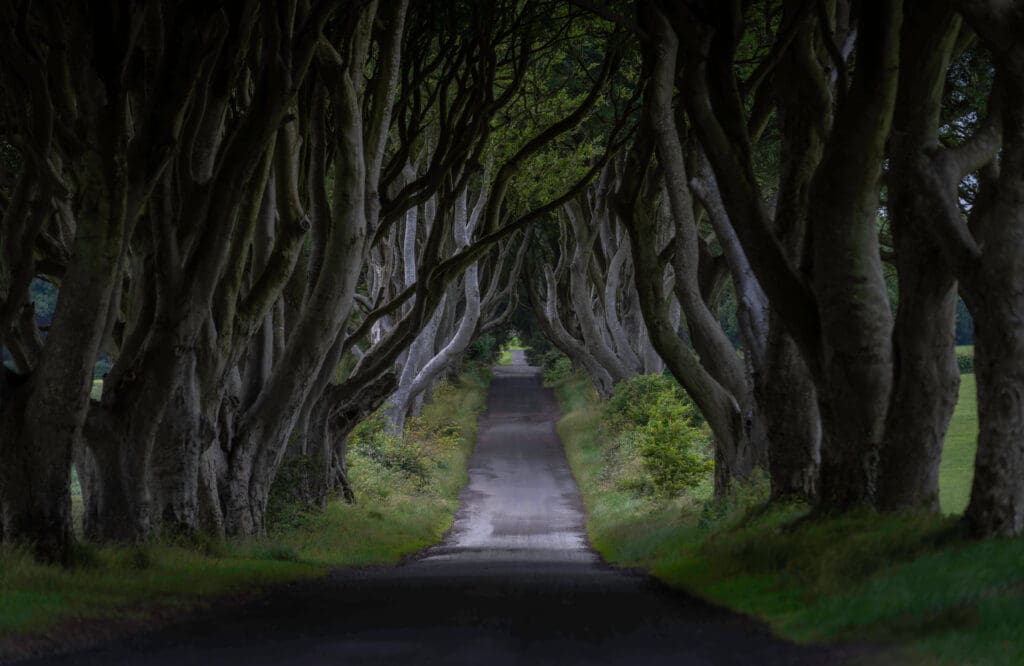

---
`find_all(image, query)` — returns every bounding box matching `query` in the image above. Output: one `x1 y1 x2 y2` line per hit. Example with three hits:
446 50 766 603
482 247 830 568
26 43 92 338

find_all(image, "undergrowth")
554 371 1023 666
0 365 490 658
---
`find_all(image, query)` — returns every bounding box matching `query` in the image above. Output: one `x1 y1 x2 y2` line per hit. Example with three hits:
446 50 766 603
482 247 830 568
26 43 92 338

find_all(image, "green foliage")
542 356 574 385
526 346 558 368
496 335 526 366
559 373 713 504
636 395 713 498
466 334 499 365
697 469 771 529
350 413 431 490
4 369 491 654
601 374 712 498
606 374 687 429
348 391 466 503
956 345 974 374
555 372 1020 666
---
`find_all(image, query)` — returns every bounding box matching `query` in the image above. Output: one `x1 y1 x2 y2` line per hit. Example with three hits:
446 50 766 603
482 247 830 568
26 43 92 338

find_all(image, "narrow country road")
22 353 852 665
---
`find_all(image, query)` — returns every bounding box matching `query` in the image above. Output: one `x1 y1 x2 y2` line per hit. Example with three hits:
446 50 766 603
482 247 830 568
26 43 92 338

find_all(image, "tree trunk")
966 289 1024 535
151 350 204 535
225 69 369 536
808 1 902 512
874 0 961 513
0 168 126 562
963 68 1024 536
762 321 820 501
0 378 74 562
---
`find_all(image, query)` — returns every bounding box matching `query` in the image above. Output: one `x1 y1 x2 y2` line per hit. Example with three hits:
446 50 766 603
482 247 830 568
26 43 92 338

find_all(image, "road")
22 352 852 665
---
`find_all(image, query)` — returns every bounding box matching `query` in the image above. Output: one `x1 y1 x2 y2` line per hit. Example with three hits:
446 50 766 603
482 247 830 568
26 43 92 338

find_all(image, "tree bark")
962 65 1024 536
1 165 126 561
876 2 962 512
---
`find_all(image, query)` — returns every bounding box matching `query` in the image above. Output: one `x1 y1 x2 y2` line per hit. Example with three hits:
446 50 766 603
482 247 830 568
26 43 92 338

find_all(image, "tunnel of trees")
1 0 1022 565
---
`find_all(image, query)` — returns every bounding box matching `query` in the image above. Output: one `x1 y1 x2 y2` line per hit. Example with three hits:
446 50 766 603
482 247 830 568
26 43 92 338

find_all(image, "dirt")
15 354 861 664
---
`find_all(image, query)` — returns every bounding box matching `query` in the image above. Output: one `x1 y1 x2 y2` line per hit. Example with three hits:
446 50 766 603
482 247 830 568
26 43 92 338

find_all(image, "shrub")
636 394 713 497
346 398 468 502
466 334 498 364
607 374 689 429
956 347 974 374
581 374 715 501
350 415 430 485
543 356 574 385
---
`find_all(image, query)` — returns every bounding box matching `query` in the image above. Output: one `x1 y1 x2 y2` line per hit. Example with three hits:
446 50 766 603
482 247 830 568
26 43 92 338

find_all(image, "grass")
0 366 490 657
941 373 977 515
554 372 1023 666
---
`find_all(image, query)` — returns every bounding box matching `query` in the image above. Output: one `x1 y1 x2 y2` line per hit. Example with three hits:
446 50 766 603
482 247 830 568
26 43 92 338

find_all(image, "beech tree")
0 0 232 561
3 0 1022 567
0 0 627 558
528 175 662 398
604 0 1017 530
900 0 1024 536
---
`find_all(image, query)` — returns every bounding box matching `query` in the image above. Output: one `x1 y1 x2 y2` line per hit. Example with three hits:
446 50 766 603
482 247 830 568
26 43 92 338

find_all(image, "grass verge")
554 373 1023 666
0 366 490 659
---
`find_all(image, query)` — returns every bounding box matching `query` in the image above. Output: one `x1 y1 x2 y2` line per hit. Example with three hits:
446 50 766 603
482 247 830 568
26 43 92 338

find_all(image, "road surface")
21 352 852 665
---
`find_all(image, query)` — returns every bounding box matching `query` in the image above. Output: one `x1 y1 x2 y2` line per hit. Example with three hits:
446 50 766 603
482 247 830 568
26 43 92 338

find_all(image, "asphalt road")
22 352 855 665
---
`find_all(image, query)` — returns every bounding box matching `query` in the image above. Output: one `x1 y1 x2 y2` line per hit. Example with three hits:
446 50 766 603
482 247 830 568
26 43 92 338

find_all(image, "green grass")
941 374 977 514
0 367 490 657
554 373 1024 666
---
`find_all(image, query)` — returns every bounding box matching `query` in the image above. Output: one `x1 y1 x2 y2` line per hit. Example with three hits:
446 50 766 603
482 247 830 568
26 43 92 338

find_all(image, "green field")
941 374 977 514
554 370 1023 666
0 368 490 658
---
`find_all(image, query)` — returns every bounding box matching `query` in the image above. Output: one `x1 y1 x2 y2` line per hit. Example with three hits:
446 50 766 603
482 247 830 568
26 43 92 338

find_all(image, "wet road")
21 353 851 665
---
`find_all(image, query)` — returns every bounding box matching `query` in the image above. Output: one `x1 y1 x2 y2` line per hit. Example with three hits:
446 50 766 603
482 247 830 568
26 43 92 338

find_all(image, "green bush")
607 374 688 429
347 388 468 503
349 412 430 486
466 334 498 364
636 394 713 497
543 356 574 385
582 374 714 501
956 347 974 374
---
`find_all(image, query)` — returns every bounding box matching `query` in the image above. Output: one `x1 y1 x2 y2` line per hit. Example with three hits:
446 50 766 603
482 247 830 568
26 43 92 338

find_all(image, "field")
940 373 977 514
